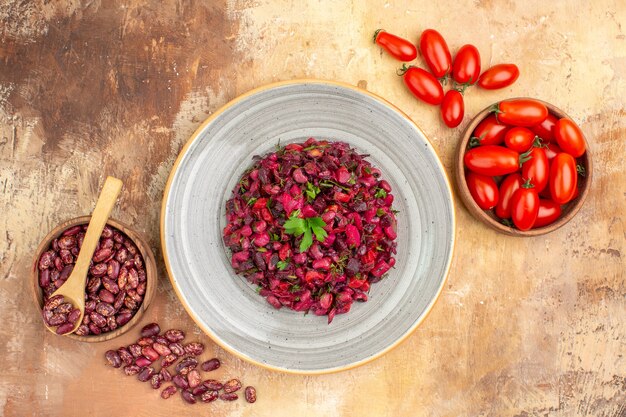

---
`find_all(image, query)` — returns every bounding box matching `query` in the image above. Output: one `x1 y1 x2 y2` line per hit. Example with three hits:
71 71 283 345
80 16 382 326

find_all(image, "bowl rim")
32 215 157 342
455 97 593 236
160 79 457 374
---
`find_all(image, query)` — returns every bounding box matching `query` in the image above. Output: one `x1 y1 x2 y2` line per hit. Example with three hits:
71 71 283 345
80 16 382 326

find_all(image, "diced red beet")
301 205 317 218
252 233 270 247
345 225 361 248
335 166 351 184
293 168 308 183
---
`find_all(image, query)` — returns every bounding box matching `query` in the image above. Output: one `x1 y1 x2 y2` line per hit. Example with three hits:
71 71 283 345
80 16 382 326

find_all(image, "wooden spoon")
45 176 123 335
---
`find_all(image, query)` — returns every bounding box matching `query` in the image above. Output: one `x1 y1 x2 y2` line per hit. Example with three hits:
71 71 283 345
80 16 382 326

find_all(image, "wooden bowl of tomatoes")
455 98 592 236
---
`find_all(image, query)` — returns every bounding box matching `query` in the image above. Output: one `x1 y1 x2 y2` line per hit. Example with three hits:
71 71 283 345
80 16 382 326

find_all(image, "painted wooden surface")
0 1 624 416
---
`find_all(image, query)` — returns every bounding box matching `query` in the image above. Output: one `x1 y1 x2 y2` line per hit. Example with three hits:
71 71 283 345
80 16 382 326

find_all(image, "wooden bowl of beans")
32 216 157 342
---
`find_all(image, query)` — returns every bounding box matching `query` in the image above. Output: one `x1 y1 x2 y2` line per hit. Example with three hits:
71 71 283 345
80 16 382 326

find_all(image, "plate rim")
160 79 457 374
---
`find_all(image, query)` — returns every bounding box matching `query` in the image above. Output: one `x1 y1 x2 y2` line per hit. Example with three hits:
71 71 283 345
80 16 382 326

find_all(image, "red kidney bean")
124 240 138 256
89 311 107 327
134 254 143 269
113 291 125 310
84 300 96 313
191 385 209 396
54 257 63 271
124 365 141 376
140 322 160 337
175 357 198 375
187 370 201 389
159 368 172 382
115 248 128 263
137 269 146 283
93 248 113 263
62 225 82 236
117 268 128 289
127 268 139 289
44 295 63 311
172 374 189 390
59 265 73 281
181 390 196 404
219 392 238 401
137 367 155 382
200 390 219 403
223 379 242 393
135 356 152 367
168 342 185 356
39 268 50 288
54 303 73 315
58 236 76 250
141 346 160 362
67 308 81 325
137 336 154 346
59 249 73 265
39 251 55 270
154 335 168 345
128 344 142 358
150 373 163 389
102 278 119 294
87 277 101 294
183 342 204 357
101 238 114 249
107 260 121 280
244 386 257 403
55 322 74 335
98 289 115 304
124 296 137 310
116 311 132 326
136 282 146 296
75 324 89 336
203 380 223 391
88 323 102 335
161 385 177 399
105 350 122 368
127 289 142 303
90 263 108 277
118 347 133 365
107 316 118 330
44 311 67 327
201 358 221 372
152 342 171 357
161 353 178 368
95 302 115 317
164 329 185 343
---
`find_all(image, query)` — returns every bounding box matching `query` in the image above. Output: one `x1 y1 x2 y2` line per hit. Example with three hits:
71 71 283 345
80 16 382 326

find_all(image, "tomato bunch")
374 28 519 128
464 99 587 231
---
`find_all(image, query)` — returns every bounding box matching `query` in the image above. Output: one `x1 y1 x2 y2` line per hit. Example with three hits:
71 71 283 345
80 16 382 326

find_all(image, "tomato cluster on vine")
374 28 519 128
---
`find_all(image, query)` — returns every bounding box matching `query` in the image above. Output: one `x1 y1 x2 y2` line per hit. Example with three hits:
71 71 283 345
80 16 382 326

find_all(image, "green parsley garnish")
283 210 328 252
276 260 289 270
305 182 321 201
374 188 387 199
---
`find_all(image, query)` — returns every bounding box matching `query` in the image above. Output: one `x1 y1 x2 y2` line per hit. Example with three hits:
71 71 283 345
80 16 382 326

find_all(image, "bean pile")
105 323 257 405
42 295 81 334
38 224 147 336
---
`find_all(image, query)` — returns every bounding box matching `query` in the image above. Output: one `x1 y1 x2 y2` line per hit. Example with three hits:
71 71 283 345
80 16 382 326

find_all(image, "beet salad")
223 138 398 323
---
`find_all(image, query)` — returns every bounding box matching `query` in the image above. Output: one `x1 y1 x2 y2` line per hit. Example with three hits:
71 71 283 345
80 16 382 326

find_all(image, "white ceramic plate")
161 80 455 374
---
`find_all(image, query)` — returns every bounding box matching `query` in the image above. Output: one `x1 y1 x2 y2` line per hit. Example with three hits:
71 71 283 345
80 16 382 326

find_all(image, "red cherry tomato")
555 118 586 157
549 153 578 204
471 114 509 146
495 173 523 219
544 142 563 161
531 113 558 142
496 99 548 127
441 90 464 128
374 30 418 62
452 44 481 84
510 181 539 231
419 29 451 78
533 199 562 228
464 145 526 176
522 147 549 192
477 64 519 89
401 66 444 105
504 127 535 153
466 172 499 210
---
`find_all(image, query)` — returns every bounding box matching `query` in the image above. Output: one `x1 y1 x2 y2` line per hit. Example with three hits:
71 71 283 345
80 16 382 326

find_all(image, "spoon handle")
73 177 123 275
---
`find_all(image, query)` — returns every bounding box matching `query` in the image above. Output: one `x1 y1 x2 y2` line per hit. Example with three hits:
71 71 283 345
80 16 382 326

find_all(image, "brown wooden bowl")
32 216 157 342
455 98 592 236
